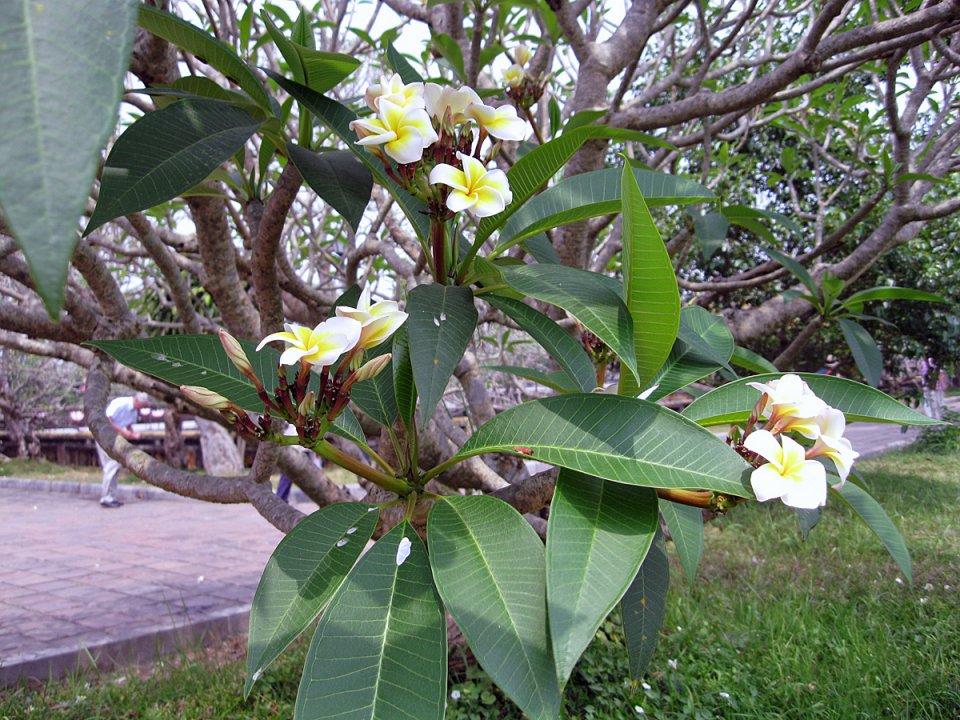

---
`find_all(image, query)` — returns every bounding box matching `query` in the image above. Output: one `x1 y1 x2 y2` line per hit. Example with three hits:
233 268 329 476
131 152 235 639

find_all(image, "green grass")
0 458 103 483
2 450 957 719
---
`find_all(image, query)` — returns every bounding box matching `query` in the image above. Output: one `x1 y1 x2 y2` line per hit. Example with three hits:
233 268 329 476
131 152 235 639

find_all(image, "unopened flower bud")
181 385 232 410
219 329 255 378
297 391 315 417
514 45 532 67
355 353 392 383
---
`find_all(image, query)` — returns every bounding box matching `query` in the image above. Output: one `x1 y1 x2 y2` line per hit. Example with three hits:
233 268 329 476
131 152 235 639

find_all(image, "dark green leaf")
432 33 465 80
485 365 580 393
391 324 417 429
621 535 669 679
330 406 367 447
647 307 733 401
429 496 561 720
523 233 561 264
730 346 778 374
407 285 477 423
692 209 729 259
764 246 819 299
838 317 883 387
385 42 423 83
659 500 703 584
834 482 911 582
350 342 397 426
841 287 947 306
287 144 372 232
0 0 137 317
547 471 658 686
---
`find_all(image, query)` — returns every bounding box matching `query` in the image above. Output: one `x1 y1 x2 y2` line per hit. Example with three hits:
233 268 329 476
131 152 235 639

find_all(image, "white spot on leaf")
152 354 167 362
433 317 440 327
346 527 357 535
336 538 349 548
396 537 412 566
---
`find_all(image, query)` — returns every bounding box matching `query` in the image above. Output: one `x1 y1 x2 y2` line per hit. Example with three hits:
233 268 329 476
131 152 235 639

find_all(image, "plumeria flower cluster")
503 45 545 110
736 374 860 510
180 285 407 445
349 72 526 218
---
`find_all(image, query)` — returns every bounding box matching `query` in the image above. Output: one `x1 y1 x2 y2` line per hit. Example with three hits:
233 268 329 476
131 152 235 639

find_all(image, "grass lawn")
1 449 957 719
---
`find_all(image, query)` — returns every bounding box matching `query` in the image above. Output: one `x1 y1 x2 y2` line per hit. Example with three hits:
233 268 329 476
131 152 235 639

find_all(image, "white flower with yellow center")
808 407 859 484
257 318 362 367
350 99 439 164
747 373 826 439
335 285 409 350
503 63 524 88
364 73 425 112
744 430 828 509
466 102 528 141
429 153 513 217
423 83 481 124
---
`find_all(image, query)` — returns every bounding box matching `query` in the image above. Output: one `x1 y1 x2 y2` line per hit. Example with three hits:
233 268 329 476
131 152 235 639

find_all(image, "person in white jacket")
95 392 149 508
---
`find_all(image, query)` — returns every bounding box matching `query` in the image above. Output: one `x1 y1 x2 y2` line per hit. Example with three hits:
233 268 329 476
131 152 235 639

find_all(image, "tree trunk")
163 408 187 469
196 418 244 475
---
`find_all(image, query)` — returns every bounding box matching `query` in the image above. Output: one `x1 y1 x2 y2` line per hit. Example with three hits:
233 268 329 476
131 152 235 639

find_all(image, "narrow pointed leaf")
487 295 595 392
456 394 750 495
386 42 423 84
618 162 680 394
350 342 397 426
692 209 729 259
838 317 883 387
764 246 819 299
295 522 447 720
407 285 477 424
682 372 940 426
287 144 372 232
621 535 670 679
523 233 561 264
391 324 417 429
0 0 137 316
646 307 733 401
429 496 561 720
86 99 263 234
501 264 638 384
834 482 911 582
547 470 658 686
486 365 580 393
841 287 947 306
330 406 367 448
659 500 703 584
245 503 379 695
730 345 778 374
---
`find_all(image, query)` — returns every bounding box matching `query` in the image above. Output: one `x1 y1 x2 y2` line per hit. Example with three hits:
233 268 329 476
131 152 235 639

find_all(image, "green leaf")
139 5 273 112
618 162 680 394
620 535 669 679
330 406 367 448
547 470 658 686
682 372 940 426
838 317 883 387
391 324 417 429
523 233 561 264
456 394 750 495
432 32 465 80
487 296 595 393
147 76 255 107
350 342 397 426
295 522 447 720
692 209 729 259
764 246 819 299
501 264 639 384
245 503 379 696
647 307 733 401
428 496 561 720
385 42 423 84
407 285 477 424
268 73 431 241
659 500 703 584
494 167 714 253
485 365 580 393
722 204 802 236
286 144 372 232
730 345 778 374
0 0 137 317
834 482 911 582
85 99 262 234
262 13 360 93
841 287 947 306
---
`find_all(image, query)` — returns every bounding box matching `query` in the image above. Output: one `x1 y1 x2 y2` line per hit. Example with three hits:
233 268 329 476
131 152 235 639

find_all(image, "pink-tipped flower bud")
181 385 232 410
354 353 392 383
219 329 255 378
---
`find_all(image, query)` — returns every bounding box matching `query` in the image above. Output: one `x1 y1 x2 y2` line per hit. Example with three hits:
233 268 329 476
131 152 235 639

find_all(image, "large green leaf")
487 295 596 392
730 345 778 374
486 365 580 394
85 99 263 234
0 0 137 317
494 168 714 252
350 342 397 426
268 73 430 241
618 162 680 394
262 13 359 93
501 264 639 384
620 534 670 679
295 522 447 720
245 503 379 696
287 144 372 232
391 324 417 429
406 285 477 424
834 482 912 582
547 470 658 687
647 307 733 401
428 496 560 720
841 287 947 309
682 372 940 426
659 500 703 584
385 42 423 84
456 394 750 495
691 209 729 259
838 317 883 387
139 5 273 112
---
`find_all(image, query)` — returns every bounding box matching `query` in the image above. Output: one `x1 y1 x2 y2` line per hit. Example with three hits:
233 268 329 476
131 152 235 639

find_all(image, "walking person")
95 392 149 508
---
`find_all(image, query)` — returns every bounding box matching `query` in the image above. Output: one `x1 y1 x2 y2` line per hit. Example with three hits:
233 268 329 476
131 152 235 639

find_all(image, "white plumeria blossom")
503 63 524 88
350 99 439 164
809 406 859 484
514 44 532 66
429 152 513 217
744 430 828 509
364 73 424 112
423 83 481 123
257 318 362 367
335 284 408 350
747 373 826 439
466 102 528 141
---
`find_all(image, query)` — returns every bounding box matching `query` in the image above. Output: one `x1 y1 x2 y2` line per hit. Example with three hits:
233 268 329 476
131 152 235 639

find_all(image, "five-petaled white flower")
747 373 826 439
423 83 481 124
430 153 513 217
364 73 424 112
744 429 828 509
350 99 439 164
503 63 524 88
257 318 362 367
809 406 859 484
466 103 528 141
335 284 408 350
